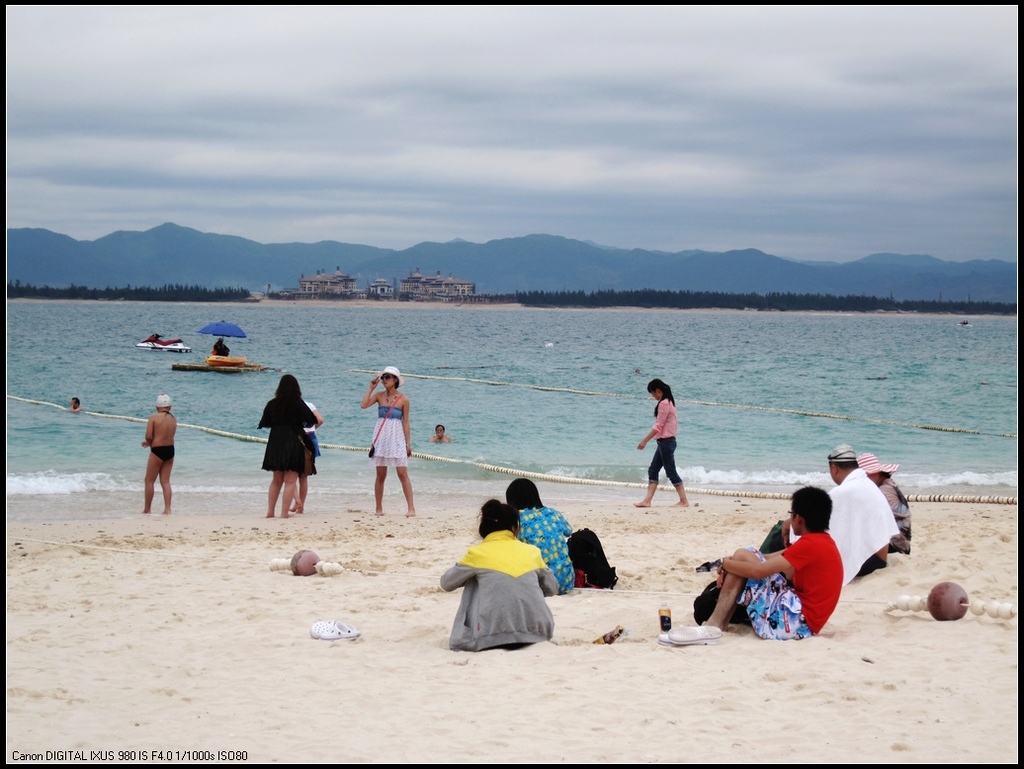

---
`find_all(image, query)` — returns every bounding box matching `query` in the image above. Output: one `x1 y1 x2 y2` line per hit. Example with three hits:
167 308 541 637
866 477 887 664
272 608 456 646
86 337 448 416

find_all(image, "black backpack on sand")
567 528 618 589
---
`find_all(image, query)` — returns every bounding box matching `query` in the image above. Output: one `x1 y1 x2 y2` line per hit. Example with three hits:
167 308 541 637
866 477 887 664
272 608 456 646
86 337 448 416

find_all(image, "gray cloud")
6 6 1017 261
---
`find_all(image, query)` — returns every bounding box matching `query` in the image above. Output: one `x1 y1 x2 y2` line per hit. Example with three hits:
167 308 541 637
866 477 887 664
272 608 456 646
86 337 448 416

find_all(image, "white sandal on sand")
658 626 722 647
310 620 361 641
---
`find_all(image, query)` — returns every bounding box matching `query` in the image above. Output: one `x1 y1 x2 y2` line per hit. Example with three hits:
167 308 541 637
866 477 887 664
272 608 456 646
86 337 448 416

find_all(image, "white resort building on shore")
297 268 357 297
399 269 476 301
282 267 475 301
367 278 394 297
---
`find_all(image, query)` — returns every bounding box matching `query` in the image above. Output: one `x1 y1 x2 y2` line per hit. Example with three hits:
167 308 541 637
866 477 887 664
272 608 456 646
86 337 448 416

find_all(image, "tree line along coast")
7 281 1016 315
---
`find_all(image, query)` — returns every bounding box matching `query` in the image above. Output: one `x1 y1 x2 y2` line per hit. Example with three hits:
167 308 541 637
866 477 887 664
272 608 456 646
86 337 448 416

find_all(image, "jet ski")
136 334 192 353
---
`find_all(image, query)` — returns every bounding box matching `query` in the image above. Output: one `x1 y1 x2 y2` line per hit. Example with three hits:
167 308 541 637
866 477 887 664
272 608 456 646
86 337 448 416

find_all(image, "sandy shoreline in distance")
6 495 1017 762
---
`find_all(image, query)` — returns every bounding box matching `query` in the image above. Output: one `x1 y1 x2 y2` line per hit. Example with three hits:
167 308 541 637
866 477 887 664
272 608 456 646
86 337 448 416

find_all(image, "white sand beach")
6 495 1017 763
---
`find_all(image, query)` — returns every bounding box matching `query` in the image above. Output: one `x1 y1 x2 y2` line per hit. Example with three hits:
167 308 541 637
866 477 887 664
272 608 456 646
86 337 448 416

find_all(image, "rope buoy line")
14 537 253 563
349 369 634 398
348 369 1016 438
9 395 1016 505
14 539 1002 613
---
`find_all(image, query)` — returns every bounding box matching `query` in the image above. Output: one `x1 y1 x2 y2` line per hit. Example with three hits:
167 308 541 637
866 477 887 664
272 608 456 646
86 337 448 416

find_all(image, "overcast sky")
6 6 1017 261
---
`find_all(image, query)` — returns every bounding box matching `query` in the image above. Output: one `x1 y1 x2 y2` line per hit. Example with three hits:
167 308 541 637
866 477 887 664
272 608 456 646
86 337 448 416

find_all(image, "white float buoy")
891 585 1015 623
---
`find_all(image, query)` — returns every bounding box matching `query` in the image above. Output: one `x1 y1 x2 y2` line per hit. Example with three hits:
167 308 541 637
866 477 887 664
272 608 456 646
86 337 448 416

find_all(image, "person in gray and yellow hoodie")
440 499 558 651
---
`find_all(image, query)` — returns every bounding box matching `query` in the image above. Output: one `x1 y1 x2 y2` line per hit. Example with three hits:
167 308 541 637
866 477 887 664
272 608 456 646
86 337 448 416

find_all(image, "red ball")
291 550 320 577
927 582 969 621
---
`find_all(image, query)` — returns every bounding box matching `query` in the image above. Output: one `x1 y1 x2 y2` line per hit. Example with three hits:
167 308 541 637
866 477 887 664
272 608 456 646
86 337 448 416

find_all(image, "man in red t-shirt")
701 486 843 640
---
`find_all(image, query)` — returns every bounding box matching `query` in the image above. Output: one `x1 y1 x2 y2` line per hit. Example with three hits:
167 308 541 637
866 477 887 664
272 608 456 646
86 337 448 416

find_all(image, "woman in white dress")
361 366 415 517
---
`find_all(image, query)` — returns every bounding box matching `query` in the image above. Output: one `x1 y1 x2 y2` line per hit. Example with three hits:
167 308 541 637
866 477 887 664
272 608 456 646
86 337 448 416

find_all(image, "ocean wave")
5 472 274 496
6 471 130 495
8 466 1016 498
906 471 1017 488
686 466 828 487
531 465 1016 492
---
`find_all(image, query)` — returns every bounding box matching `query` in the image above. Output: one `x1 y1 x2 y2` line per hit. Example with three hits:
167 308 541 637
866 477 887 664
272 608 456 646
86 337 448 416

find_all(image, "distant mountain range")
6 223 1017 302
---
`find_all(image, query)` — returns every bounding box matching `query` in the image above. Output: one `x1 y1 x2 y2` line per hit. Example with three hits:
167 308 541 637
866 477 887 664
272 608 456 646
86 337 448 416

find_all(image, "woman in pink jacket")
634 378 689 507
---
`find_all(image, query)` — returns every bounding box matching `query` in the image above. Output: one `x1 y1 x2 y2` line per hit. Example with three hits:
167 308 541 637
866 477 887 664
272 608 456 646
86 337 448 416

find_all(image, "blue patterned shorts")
738 548 812 640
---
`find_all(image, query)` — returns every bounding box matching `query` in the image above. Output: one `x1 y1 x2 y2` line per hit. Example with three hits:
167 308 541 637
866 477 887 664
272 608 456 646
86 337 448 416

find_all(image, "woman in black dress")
259 374 316 518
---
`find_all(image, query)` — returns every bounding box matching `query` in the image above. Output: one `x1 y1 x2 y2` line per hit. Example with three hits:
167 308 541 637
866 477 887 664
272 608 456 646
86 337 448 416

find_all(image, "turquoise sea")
6 301 1017 521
